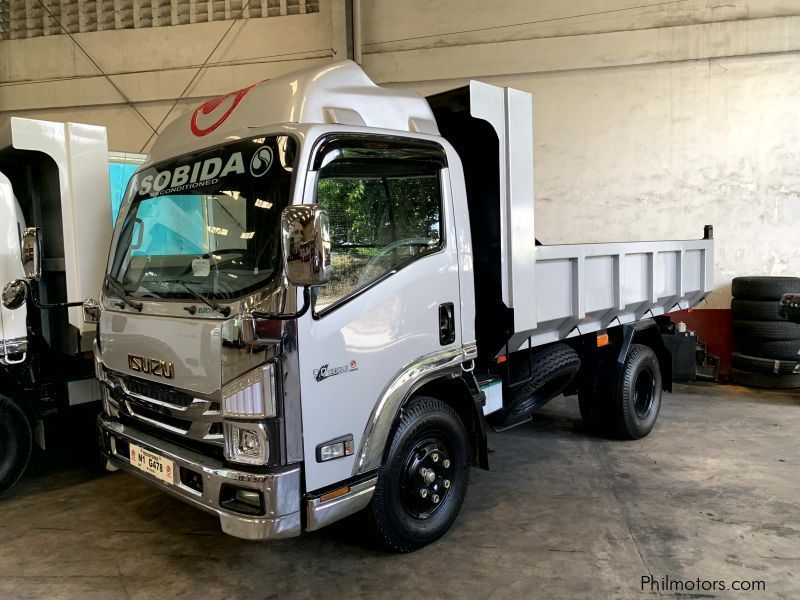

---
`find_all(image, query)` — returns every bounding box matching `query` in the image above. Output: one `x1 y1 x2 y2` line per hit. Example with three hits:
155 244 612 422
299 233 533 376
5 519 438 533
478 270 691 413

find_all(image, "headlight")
224 422 269 465
222 363 276 419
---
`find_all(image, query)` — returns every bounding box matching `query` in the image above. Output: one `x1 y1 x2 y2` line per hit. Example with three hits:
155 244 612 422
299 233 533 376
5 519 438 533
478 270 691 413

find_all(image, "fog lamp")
222 363 276 419
235 489 262 507
219 484 265 516
224 421 269 465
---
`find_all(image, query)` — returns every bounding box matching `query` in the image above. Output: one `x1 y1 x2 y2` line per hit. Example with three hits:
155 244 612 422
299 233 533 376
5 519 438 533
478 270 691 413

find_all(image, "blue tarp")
109 162 205 256
108 161 139 222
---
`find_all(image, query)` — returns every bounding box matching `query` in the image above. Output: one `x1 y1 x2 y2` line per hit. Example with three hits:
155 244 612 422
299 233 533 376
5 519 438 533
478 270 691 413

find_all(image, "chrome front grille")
107 374 223 446
123 377 195 408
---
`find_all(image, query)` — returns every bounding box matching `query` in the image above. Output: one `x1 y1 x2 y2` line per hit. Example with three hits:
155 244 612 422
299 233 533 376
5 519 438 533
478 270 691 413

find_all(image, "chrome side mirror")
281 205 331 287
22 227 42 281
1 279 28 310
82 298 101 324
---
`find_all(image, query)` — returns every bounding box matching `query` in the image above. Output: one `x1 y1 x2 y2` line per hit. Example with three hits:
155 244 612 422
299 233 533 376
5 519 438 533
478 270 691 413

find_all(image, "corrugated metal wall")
0 0 319 39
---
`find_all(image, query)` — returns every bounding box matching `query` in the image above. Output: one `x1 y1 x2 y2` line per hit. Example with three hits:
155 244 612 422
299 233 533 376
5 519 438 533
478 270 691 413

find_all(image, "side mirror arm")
242 288 311 346
250 287 311 322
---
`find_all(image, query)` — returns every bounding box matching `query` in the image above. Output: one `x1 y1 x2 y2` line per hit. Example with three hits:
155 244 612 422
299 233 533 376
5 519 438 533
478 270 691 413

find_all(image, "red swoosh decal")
190 82 261 137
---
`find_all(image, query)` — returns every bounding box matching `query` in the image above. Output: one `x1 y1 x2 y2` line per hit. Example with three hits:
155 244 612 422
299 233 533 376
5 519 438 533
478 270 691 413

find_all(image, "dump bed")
428 82 714 362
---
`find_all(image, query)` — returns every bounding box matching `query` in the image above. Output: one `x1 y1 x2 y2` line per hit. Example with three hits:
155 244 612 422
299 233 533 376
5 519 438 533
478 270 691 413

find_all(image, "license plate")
128 443 174 485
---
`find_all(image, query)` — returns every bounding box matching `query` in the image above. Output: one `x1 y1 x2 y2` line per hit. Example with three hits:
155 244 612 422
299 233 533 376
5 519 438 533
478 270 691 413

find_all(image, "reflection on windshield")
109 135 296 301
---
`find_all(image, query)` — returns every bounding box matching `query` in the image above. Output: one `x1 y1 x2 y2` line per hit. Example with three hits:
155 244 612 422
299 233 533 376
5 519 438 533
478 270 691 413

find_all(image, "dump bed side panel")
504 237 714 353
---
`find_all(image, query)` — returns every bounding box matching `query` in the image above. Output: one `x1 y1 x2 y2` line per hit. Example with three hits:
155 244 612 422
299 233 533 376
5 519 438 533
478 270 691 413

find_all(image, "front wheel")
367 396 470 552
0 395 33 495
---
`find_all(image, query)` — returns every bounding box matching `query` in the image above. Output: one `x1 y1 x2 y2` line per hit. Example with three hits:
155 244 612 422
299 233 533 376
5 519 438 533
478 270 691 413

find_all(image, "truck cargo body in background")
0 117 144 494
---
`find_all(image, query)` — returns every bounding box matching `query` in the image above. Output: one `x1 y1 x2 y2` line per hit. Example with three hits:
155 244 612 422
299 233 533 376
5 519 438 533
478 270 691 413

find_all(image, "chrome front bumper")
98 414 301 540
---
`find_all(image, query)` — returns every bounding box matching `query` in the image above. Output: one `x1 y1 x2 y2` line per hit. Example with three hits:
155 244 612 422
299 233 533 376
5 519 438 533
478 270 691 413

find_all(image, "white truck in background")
24 61 712 551
0 118 143 494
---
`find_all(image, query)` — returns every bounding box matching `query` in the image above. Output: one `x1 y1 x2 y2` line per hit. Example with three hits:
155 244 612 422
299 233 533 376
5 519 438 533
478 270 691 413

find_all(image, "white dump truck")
71 61 711 551
0 118 143 494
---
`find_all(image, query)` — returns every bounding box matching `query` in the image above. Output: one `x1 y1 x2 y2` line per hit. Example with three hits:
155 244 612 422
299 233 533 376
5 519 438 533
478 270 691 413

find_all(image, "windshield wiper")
103 274 143 312
162 278 231 317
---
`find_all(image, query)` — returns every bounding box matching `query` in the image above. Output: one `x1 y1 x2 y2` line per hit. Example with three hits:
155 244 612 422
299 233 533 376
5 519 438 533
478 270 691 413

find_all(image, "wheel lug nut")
443 479 451 489
432 453 439 463
419 467 428 477
443 459 451 468
419 489 428 499
432 494 440 504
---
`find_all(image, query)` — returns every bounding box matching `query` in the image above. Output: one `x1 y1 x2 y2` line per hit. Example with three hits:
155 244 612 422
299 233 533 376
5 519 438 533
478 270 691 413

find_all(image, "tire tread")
732 276 800 301
0 395 33 496
731 299 785 322
731 368 800 389
731 352 799 376
611 344 662 440
367 397 469 553
732 320 800 342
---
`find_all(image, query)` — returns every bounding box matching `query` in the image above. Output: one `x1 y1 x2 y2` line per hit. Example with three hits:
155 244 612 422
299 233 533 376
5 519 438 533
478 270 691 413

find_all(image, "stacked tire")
731 276 800 389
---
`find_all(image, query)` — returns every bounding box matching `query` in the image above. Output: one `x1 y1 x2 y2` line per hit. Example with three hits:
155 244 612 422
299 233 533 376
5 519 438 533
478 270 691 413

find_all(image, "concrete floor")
0 382 797 599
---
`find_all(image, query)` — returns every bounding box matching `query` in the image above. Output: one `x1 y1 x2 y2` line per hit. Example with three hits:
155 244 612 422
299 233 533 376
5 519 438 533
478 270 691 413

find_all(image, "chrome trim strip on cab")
305 477 377 532
99 415 302 540
105 373 224 444
352 342 478 477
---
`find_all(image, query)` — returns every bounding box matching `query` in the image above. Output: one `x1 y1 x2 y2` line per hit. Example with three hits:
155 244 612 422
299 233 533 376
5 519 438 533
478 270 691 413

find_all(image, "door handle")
439 303 455 345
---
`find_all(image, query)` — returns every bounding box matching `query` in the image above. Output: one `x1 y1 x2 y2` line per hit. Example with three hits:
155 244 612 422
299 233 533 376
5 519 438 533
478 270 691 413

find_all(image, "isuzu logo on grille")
128 354 175 379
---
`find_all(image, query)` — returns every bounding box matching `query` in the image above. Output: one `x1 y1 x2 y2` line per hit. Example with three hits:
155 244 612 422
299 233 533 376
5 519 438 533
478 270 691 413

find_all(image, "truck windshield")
108 135 296 301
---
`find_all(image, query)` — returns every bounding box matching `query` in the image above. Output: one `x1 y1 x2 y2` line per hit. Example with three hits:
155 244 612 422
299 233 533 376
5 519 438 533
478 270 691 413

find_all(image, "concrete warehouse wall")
2 0 800 309
0 2 337 151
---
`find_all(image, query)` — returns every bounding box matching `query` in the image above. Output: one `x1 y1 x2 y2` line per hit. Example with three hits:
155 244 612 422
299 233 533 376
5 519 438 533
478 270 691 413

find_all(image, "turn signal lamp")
222 363 276 419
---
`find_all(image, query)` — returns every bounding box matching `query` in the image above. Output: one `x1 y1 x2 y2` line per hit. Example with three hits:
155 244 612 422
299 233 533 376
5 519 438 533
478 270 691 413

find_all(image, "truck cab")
94 60 713 550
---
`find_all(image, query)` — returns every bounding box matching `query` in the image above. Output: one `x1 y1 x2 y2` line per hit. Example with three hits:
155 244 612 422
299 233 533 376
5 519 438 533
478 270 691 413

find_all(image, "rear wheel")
367 397 470 552
579 345 663 439
612 344 662 439
0 395 33 495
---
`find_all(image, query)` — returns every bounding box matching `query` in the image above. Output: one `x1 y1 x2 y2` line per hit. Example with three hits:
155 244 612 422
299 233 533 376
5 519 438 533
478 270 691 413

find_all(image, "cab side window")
313 147 444 313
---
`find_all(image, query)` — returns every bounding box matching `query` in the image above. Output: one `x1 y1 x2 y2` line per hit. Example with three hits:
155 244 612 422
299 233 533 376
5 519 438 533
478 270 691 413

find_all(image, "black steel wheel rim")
399 436 454 519
633 368 656 419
